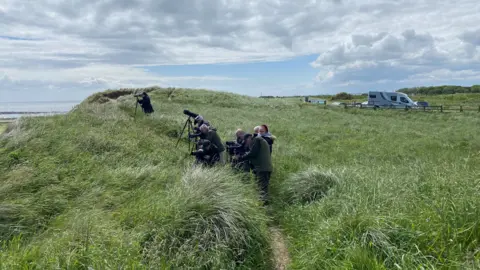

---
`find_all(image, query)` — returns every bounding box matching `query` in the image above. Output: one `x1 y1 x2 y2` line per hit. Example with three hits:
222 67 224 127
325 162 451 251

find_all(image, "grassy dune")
1 88 479 269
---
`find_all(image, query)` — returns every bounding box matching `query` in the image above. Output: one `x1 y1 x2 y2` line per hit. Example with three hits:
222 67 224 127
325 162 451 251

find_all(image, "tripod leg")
188 119 191 152
176 119 189 147
134 99 138 119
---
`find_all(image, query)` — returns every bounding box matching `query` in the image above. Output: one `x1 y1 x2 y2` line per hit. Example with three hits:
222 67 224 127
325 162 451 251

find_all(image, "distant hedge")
331 92 353 100
397 85 480 95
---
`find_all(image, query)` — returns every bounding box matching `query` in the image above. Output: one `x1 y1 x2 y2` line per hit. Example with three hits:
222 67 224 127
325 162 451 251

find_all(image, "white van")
367 91 416 108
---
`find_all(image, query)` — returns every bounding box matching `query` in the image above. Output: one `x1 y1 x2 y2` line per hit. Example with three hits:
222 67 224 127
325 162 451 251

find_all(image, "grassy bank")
1 87 479 269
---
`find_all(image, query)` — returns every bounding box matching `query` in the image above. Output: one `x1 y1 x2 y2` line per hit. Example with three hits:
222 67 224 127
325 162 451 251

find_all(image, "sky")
1 0 480 102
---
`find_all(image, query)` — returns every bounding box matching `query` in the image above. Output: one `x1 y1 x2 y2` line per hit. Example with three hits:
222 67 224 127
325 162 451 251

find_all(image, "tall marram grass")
131 166 272 269
0 166 272 269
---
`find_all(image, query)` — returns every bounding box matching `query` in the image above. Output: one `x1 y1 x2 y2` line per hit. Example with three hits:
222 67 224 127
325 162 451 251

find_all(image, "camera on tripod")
225 141 243 156
176 109 212 153
183 109 199 119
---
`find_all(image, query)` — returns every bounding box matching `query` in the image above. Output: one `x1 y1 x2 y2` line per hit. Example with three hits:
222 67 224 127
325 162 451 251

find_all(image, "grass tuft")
136 166 273 269
279 166 340 204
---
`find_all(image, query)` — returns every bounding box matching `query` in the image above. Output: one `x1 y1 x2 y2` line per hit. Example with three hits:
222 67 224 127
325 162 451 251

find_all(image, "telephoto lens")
183 109 198 118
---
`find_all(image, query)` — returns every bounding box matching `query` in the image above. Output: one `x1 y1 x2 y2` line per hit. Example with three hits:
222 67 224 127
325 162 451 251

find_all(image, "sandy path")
270 226 291 270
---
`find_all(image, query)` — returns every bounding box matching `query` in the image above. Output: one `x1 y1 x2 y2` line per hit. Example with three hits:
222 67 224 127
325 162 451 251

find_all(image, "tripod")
176 116 198 153
134 97 139 118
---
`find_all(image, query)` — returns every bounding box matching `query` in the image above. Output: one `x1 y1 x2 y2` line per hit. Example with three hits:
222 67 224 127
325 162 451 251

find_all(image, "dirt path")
270 226 291 270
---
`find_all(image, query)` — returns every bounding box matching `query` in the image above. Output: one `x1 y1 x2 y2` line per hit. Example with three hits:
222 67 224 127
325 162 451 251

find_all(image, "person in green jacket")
236 133 273 205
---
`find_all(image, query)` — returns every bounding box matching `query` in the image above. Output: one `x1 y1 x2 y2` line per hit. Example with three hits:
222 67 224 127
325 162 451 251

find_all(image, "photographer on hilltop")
235 133 273 205
135 92 154 114
190 124 225 164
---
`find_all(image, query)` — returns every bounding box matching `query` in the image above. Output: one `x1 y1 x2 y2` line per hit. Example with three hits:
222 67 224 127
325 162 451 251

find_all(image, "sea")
0 101 81 120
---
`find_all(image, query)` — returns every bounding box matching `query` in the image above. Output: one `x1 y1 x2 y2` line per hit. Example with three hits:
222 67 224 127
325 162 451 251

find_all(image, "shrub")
332 92 354 100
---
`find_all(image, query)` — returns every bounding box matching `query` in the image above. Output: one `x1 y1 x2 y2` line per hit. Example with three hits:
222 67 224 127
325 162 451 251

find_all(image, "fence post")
460 105 463 112
360 104 363 109
440 105 443 112
423 106 426 112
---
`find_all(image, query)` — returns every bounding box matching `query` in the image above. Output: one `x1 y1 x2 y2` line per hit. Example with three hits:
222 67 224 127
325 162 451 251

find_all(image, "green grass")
0 124 6 134
1 88 480 269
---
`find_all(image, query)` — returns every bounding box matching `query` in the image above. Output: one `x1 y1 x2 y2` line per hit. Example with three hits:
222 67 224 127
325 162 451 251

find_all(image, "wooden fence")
323 104 480 113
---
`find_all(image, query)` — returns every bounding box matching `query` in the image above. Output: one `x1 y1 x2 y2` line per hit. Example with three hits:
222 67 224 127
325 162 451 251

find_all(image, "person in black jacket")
136 92 154 114
191 139 220 167
190 124 225 164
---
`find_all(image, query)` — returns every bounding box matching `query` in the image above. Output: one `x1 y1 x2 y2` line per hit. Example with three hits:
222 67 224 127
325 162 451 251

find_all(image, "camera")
191 139 219 166
191 140 210 156
190 148 204 156
225 140 246 157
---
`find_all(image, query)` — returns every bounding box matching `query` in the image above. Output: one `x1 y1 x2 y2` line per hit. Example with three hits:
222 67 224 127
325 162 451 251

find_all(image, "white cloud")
405 69 480 82
1 0 480 100
315 71 335 82
2 64 245 84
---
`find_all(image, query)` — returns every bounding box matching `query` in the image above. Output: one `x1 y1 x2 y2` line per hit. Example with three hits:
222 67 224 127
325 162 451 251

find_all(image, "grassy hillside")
1 87 479 269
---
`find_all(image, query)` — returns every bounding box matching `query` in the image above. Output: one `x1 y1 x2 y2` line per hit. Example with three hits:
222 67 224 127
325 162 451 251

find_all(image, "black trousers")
254 171 271 205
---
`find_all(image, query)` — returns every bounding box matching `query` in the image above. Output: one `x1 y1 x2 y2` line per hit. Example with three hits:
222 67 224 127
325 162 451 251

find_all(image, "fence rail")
322 104 480 113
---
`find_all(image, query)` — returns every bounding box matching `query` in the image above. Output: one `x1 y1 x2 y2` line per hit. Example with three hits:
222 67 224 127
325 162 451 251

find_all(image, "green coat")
241 136 273 172
206 130 225 153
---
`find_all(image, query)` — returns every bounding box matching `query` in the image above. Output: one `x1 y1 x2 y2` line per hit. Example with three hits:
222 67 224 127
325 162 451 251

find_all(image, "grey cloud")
401 29 435 50
460 29 480 46
352 32 388 47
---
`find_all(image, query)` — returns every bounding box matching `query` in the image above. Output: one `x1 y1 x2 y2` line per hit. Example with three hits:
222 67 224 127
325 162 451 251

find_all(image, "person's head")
253 126 261 134
243 133 254 147
194 115 204 124
235 129 245 139
259 124 269 135
200 124 209 134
